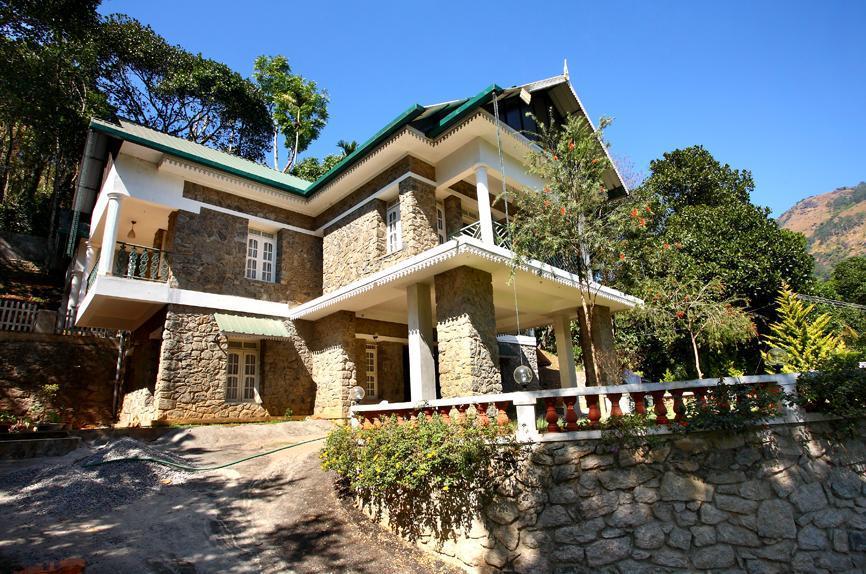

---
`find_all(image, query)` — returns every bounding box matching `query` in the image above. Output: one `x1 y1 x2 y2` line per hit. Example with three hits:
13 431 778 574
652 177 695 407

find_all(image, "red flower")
675 311 685 319
663 242 671 250
645 205 653 214
619 252 626 261
560 207 567 216
569 140 575 151
591 158 599 164
638 217 646 227
630 208 639 218
553 154 559 161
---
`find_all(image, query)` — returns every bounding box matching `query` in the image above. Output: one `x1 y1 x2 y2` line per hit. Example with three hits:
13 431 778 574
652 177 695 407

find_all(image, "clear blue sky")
99 0 865 216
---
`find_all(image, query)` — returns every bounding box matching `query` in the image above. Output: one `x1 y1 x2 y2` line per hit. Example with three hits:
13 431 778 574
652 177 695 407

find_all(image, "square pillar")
553 314 578 388
577 305 618 386
310 311 357 418
435 266 501 397
443 195 463 239
407 283 436 401
398 176 438 255
474 166 495 245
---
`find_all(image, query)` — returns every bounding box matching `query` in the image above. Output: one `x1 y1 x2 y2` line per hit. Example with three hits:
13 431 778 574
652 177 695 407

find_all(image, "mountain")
778 182 866 276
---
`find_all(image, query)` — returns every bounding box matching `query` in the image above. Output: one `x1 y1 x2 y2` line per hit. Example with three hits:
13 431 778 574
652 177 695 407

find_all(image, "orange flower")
553 154 558 161
675 311 685 319
638 217 646 227
663 242 671 250
619 252 626 261
591 158 599 164
568 140 575 151
560 207 566 216
630 208 639 218
645 205 653 214
543 186 551 194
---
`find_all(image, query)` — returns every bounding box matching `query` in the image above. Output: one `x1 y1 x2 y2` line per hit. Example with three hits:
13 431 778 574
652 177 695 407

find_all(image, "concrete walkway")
0 421 460 574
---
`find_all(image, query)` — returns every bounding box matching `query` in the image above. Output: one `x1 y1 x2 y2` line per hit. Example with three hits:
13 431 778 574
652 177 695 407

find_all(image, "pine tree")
762 283 843 373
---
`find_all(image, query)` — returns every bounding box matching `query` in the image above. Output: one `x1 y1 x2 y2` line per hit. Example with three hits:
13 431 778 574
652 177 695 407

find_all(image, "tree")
509 114 647 385
99 16 271 162
635 277 755 379
761 283 843 373
252 55 328 172
831 256 866 305
290 139 357 182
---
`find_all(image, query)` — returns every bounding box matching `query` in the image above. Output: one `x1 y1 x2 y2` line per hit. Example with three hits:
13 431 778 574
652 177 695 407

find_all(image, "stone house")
63 71 640 426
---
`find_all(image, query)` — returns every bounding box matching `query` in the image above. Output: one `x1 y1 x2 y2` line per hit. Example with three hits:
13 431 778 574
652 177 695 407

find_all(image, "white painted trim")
496 334 536 346
192 200 321 237
315 171 437 234
356 333 409 344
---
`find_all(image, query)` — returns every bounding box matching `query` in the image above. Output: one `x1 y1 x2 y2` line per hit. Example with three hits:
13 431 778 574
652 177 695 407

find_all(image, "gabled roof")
89 72 624 202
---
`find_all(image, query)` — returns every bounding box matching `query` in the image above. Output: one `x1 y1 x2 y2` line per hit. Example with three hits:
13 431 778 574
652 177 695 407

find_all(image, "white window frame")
226 340 260 403
386 202 402 254
245 229 276 283
436 202 447 244
364 342 378 399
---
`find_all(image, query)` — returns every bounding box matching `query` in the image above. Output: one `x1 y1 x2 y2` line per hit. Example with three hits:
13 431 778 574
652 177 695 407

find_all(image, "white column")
475 165 495 245
407 283 436 401
554 314 578 389
79 240 95 303
98 192 123 275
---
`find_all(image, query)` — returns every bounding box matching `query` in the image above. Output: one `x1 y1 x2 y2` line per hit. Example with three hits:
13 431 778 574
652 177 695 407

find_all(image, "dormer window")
245 229 276 283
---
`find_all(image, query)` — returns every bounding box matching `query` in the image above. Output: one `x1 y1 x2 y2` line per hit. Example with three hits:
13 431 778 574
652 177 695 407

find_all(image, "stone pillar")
407 283 436 401
98 192 123 275
553 314 578 389
435 266 500 397
577 305 618 386
398 176 438 255
475 166 495 245
443 195 463 239
310 311 357 418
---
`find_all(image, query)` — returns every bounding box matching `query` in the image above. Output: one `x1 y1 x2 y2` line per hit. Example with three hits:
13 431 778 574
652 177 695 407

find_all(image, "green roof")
214 313 291 339
90 83 507 200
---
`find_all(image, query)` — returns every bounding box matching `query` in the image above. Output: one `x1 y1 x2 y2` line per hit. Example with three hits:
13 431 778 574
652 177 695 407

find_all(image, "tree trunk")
0 123 14 204
577 294 601 386
272 126 279 170
689 331 704 379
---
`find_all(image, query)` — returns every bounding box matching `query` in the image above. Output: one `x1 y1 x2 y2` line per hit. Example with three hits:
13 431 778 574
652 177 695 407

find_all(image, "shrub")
676 381 779 433
320 414 521 542
794 352 866 426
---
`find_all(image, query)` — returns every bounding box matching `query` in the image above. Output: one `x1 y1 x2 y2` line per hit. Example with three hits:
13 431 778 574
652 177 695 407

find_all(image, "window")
364 343 377 398
245 229 276 282
226 341 259 402
436 203 447 244
386 202 402 253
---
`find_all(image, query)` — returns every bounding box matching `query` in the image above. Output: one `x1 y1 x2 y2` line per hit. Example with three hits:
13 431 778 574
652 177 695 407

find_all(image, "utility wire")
797 294 866 312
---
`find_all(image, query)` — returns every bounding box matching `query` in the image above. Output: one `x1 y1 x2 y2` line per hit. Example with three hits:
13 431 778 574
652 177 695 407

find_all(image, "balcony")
113 242 170 282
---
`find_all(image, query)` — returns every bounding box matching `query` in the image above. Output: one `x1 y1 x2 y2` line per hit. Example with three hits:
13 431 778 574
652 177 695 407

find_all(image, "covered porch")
290 235 640 407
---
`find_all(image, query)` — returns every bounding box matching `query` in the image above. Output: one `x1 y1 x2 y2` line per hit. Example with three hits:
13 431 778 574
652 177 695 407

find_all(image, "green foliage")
793 352 866 428
762 284 843 373
253 55 328 172
831 256 866 305
633 276 755 378
321 414 520 542
283 407 293 418
675 382 779 433
0 410 16 423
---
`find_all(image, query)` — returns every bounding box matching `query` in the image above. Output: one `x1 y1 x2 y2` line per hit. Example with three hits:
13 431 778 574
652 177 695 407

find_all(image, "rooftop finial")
563 58 569 80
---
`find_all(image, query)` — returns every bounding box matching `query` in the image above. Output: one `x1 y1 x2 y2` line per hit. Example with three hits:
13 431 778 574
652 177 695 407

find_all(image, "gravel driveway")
0 421 460 574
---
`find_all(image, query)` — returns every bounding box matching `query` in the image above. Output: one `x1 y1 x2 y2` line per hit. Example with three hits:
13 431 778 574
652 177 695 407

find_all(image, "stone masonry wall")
167 207 322 305
499 341 541 392
0 332 117 427
435 266 501 397
183 181 315 230
394 422 866 574
310 311 356 418
152 305 314 424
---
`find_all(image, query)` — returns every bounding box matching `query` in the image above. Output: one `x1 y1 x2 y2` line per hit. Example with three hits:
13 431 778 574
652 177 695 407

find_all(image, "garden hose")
82 436 326 472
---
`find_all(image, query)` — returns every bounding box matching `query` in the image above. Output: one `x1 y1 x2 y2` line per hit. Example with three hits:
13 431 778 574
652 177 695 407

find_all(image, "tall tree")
509 114 647 385
290 139 357 182
252 55 328 172
99 15 271 162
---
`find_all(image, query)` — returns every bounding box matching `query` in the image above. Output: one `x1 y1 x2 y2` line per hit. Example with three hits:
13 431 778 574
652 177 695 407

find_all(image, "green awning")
214 314 291 340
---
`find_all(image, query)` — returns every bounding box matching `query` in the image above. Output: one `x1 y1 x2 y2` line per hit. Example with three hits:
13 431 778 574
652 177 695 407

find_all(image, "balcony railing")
454 221 583 275
350 374 802 442
114 242 169 282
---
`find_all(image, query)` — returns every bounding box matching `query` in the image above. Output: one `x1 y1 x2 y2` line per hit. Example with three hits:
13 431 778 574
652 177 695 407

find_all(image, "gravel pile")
0 438 194 517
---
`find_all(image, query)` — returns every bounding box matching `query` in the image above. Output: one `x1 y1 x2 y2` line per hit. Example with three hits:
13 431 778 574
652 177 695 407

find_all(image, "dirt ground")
0 421 461 574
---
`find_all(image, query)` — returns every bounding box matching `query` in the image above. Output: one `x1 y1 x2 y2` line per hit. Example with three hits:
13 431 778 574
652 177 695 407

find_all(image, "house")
62 70 641 426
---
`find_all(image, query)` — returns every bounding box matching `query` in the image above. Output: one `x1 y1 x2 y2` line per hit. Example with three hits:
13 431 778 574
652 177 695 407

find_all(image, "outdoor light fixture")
127 220 136 240
519 87 532 105
350 385 366 403
766 347 789 372
514 364 533 387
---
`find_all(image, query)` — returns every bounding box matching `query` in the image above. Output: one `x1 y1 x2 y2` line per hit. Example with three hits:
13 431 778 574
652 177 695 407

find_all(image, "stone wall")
0 332 118 427
167 207 322 305
310 311 357 418
321 173 439 293
435 266 501 397
388 422 866 574
183 181 316 230
151 305 314 424
498 341 541 392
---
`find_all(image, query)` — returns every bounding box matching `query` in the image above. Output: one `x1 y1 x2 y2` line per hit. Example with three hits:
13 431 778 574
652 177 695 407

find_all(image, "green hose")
82 436 326 472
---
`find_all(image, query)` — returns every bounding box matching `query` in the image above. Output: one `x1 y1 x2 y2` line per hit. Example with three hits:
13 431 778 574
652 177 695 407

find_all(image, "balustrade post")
563 395 579 431
422 407 434 421
651 391 669 425
544 397 561 433
495 402 510 428
630 391 647 415
586 395 601 426
476 402 490 426
671 389 685 423
437 405 452 423
362 413 374 430
693 388 707 407
608 393 623 418
456 404 468 425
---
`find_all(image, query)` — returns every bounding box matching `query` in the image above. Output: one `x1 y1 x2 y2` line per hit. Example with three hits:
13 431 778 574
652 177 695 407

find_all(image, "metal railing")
113 242 170 282
350 374 802 442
